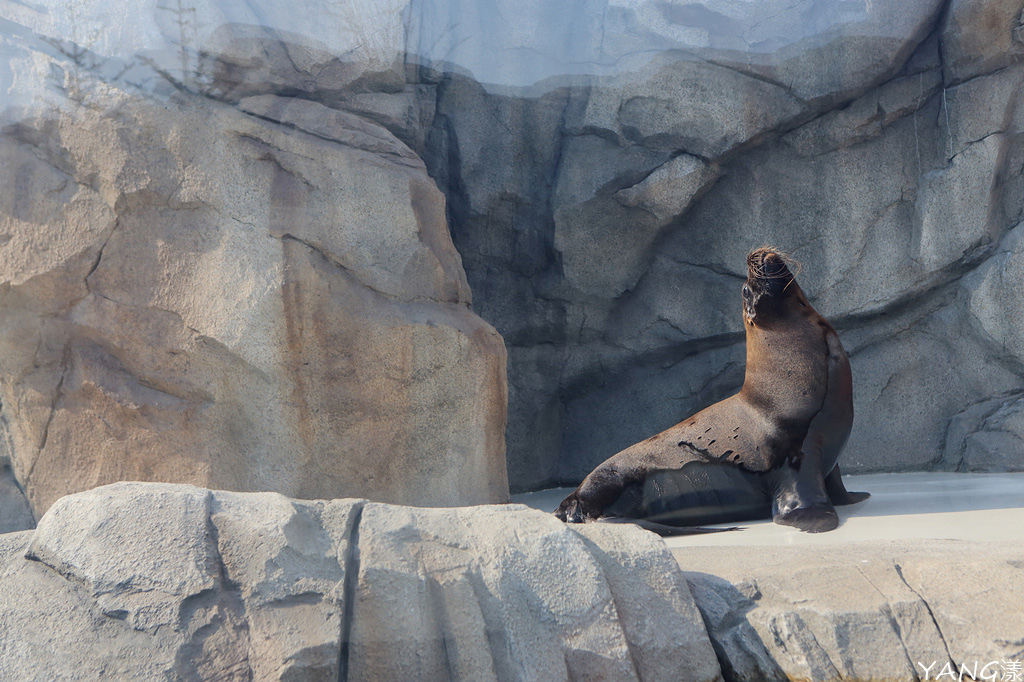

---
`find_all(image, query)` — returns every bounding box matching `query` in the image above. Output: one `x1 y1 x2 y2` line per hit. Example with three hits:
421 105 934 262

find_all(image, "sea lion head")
743 247 798 326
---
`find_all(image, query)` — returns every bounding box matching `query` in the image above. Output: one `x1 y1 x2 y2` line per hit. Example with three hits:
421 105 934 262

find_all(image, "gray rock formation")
0 482 723 681
3 5 1022 679
416 0 1024 489
2 483 1019 681
676 542 1024 682
2 0 1024 501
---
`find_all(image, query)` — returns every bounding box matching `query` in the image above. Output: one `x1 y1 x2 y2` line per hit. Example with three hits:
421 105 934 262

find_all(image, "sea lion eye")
742 283 752 299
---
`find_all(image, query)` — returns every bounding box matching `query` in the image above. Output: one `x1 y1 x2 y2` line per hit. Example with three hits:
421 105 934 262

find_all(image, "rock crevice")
678 542 1024 682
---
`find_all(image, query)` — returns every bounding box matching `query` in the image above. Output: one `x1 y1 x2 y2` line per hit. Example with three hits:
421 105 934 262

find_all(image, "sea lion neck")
740 248 823 414
740 275 830 419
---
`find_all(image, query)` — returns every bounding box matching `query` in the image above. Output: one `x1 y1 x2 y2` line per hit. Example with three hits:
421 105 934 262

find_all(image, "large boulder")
0 482 723 682
0 24 507 513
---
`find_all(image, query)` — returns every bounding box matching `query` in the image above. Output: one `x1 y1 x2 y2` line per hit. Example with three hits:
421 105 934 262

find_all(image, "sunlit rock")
0 85 507 515
0 482 722 682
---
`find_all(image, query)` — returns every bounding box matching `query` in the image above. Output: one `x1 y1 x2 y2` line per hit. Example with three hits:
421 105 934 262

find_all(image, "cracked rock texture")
415 0 1024 489
2 482 1019 681
0 482 723 682
2 0 1024 501
676 542 1024 682
0 29 507 513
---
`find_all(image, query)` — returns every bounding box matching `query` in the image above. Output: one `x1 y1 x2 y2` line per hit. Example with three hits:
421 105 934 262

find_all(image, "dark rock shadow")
682 571 787 682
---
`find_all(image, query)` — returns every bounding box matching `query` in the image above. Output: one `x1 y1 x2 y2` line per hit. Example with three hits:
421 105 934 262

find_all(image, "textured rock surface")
3 482 1020 681
0 21 507 513
0 482 723 682
3 0 1024 498
417 0 1024 489
676 541 1024 682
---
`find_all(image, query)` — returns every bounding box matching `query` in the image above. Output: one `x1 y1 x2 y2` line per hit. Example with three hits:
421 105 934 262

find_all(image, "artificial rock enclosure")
0 0 1022 680
3 0 1024 510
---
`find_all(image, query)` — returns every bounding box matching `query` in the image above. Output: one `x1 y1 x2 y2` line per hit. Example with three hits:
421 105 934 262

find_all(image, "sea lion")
555 247 868 533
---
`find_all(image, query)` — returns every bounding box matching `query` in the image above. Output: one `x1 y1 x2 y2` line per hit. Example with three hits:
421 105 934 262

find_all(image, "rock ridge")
676 541 1024 682
4 483 1020 681
0 482 723 681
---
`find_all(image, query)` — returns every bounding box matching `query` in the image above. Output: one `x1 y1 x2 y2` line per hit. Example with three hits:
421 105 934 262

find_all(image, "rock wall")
0 5 507 514
414 0 1024 489
1 0 1023 502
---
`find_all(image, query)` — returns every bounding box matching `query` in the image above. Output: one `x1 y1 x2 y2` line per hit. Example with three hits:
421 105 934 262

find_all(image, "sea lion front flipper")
555 462 633 523
824 464 870 505
773 503 838 532
556 436 699 523
770 457 839 533
556 488 608 523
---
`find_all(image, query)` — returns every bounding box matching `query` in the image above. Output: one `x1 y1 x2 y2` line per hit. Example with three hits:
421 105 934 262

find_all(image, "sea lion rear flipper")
772 503 838 532
824 464 870 505
771 457 839 533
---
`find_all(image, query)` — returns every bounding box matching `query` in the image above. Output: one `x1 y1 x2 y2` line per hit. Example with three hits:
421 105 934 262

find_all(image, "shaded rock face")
0 482 723 682
418 0 1024 489
0 457 33 533
2 0 1024 501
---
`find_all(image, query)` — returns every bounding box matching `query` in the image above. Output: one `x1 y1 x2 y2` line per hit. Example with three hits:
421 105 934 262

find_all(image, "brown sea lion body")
556 248 868 533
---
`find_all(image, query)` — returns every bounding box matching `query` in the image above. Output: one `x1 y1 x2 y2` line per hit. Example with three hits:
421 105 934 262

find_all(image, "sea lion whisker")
746 246 802 281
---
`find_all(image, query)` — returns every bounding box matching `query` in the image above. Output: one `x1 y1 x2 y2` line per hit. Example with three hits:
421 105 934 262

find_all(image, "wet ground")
513 471 1024 547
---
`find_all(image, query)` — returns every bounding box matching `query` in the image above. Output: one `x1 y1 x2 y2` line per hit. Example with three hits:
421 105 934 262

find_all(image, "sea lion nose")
761 253 786 278
747 247 783 276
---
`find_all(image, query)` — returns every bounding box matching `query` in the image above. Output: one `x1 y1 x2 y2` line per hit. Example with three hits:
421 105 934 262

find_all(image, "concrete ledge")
666 473 1024 547
667 473 1024 681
